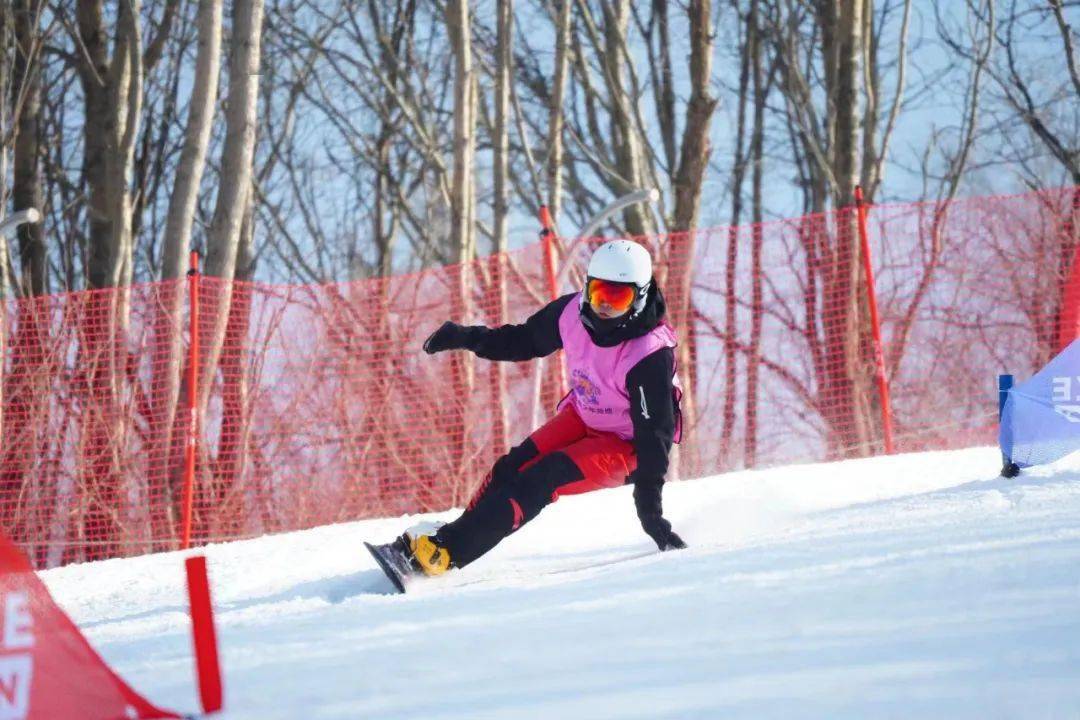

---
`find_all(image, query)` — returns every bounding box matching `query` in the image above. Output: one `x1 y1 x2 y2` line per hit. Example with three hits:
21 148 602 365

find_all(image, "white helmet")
580 240 654 324
587 240 653 286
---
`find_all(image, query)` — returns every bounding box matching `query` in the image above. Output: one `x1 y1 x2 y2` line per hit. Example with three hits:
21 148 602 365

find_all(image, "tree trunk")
445 0 477 501
77 0 115 291
162 0 222 282
78 0 143 292
13 0 45 296
651 0 676 175
814 0 870 457
73 0 145 560
490 0 512 458
192 0 262 543
835 0 874 455
198 0 264 428
547 0 571 223
666 0 716 476
212 190 256 539
150 0 222 544
3 0 47 547
446 0 476 267
669 0 717 235
721 0 752 467
745 1 765 467
601 0 651 235
370 0 415 278
0 0 10 535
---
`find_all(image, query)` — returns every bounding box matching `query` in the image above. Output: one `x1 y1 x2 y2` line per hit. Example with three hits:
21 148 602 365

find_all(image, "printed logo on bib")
569 369 615 415
571 369 601 406
0 592 33 720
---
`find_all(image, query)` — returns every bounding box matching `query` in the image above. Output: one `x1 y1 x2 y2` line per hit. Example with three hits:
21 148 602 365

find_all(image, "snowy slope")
42 447 1080 719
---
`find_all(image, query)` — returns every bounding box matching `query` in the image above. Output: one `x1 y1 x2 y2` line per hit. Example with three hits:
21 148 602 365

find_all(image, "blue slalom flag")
1000 338 1080 468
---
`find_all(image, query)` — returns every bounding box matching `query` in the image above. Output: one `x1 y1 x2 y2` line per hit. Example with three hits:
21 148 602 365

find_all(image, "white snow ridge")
42 446 1080 718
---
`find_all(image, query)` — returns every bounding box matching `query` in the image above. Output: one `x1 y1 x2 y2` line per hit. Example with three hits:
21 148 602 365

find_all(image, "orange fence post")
539 205 566 395
854 186 894 454
539 205 559 301
181 251 200 549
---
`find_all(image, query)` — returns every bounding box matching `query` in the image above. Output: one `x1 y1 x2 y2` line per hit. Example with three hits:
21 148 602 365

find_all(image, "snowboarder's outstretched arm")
627 347 687 551
423 293 576 361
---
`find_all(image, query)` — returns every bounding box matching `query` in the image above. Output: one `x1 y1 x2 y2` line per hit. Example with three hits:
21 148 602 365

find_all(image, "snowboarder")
374 239 686 584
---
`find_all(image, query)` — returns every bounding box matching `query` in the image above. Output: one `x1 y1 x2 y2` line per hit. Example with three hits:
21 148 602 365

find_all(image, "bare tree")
198 0 264 448
75 0 177 290
12 0 46 296
446 0 477 266
720 0 755 467
36 48 83 290
744 0 769 467
547 0 573 224
215 188 257 537
572 0 654 235
1 0 51 551
0 1 10 479
979 0 1078 357
2 0 49 296
988 0 1079 185
765 0 916 457
887 0 994 379
444 0 478 502
64 0 177 559
664 0 717 475
368 0 418 277
489 0 513 455
150 0 222 542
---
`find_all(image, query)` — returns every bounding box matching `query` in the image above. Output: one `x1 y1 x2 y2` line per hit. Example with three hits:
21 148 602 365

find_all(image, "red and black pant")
434 404 636 568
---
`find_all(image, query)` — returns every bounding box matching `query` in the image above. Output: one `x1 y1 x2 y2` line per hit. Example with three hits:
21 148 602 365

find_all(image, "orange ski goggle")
585 278 639 314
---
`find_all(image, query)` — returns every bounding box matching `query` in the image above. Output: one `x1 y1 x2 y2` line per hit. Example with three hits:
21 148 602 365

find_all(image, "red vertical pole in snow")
855 186 895 454
185 554 223 713
181 251 200 550
539 205 566 395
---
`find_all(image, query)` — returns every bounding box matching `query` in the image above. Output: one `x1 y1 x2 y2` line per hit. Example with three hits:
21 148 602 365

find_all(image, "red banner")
0 532 178 719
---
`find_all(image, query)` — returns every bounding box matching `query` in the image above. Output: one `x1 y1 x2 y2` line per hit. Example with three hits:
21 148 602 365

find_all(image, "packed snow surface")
43 447 1080 718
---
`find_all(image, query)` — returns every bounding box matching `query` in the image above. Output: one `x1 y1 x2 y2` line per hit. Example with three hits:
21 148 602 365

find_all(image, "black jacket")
456 289 680 532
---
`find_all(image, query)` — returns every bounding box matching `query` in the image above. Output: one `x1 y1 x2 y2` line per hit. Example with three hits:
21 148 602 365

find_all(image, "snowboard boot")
407 534 452 577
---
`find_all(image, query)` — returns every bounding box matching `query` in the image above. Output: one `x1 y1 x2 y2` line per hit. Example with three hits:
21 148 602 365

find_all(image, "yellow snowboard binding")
408 534 452 577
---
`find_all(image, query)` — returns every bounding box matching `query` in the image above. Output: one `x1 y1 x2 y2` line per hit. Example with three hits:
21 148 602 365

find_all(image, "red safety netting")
2 187 1077 566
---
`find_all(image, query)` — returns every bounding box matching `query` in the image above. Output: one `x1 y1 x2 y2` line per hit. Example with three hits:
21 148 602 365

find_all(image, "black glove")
633 478 686 551
661 530 687 551
423 321 474 354
639 514 687 551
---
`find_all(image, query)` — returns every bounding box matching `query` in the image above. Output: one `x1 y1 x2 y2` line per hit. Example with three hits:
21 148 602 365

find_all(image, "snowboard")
364 539 415 594
365 522 447 594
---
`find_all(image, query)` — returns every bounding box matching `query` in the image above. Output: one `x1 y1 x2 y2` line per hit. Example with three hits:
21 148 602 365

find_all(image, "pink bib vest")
556 293 681 441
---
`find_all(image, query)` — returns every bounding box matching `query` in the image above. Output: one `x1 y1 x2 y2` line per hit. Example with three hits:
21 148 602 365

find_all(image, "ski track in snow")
41 446 1080 719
